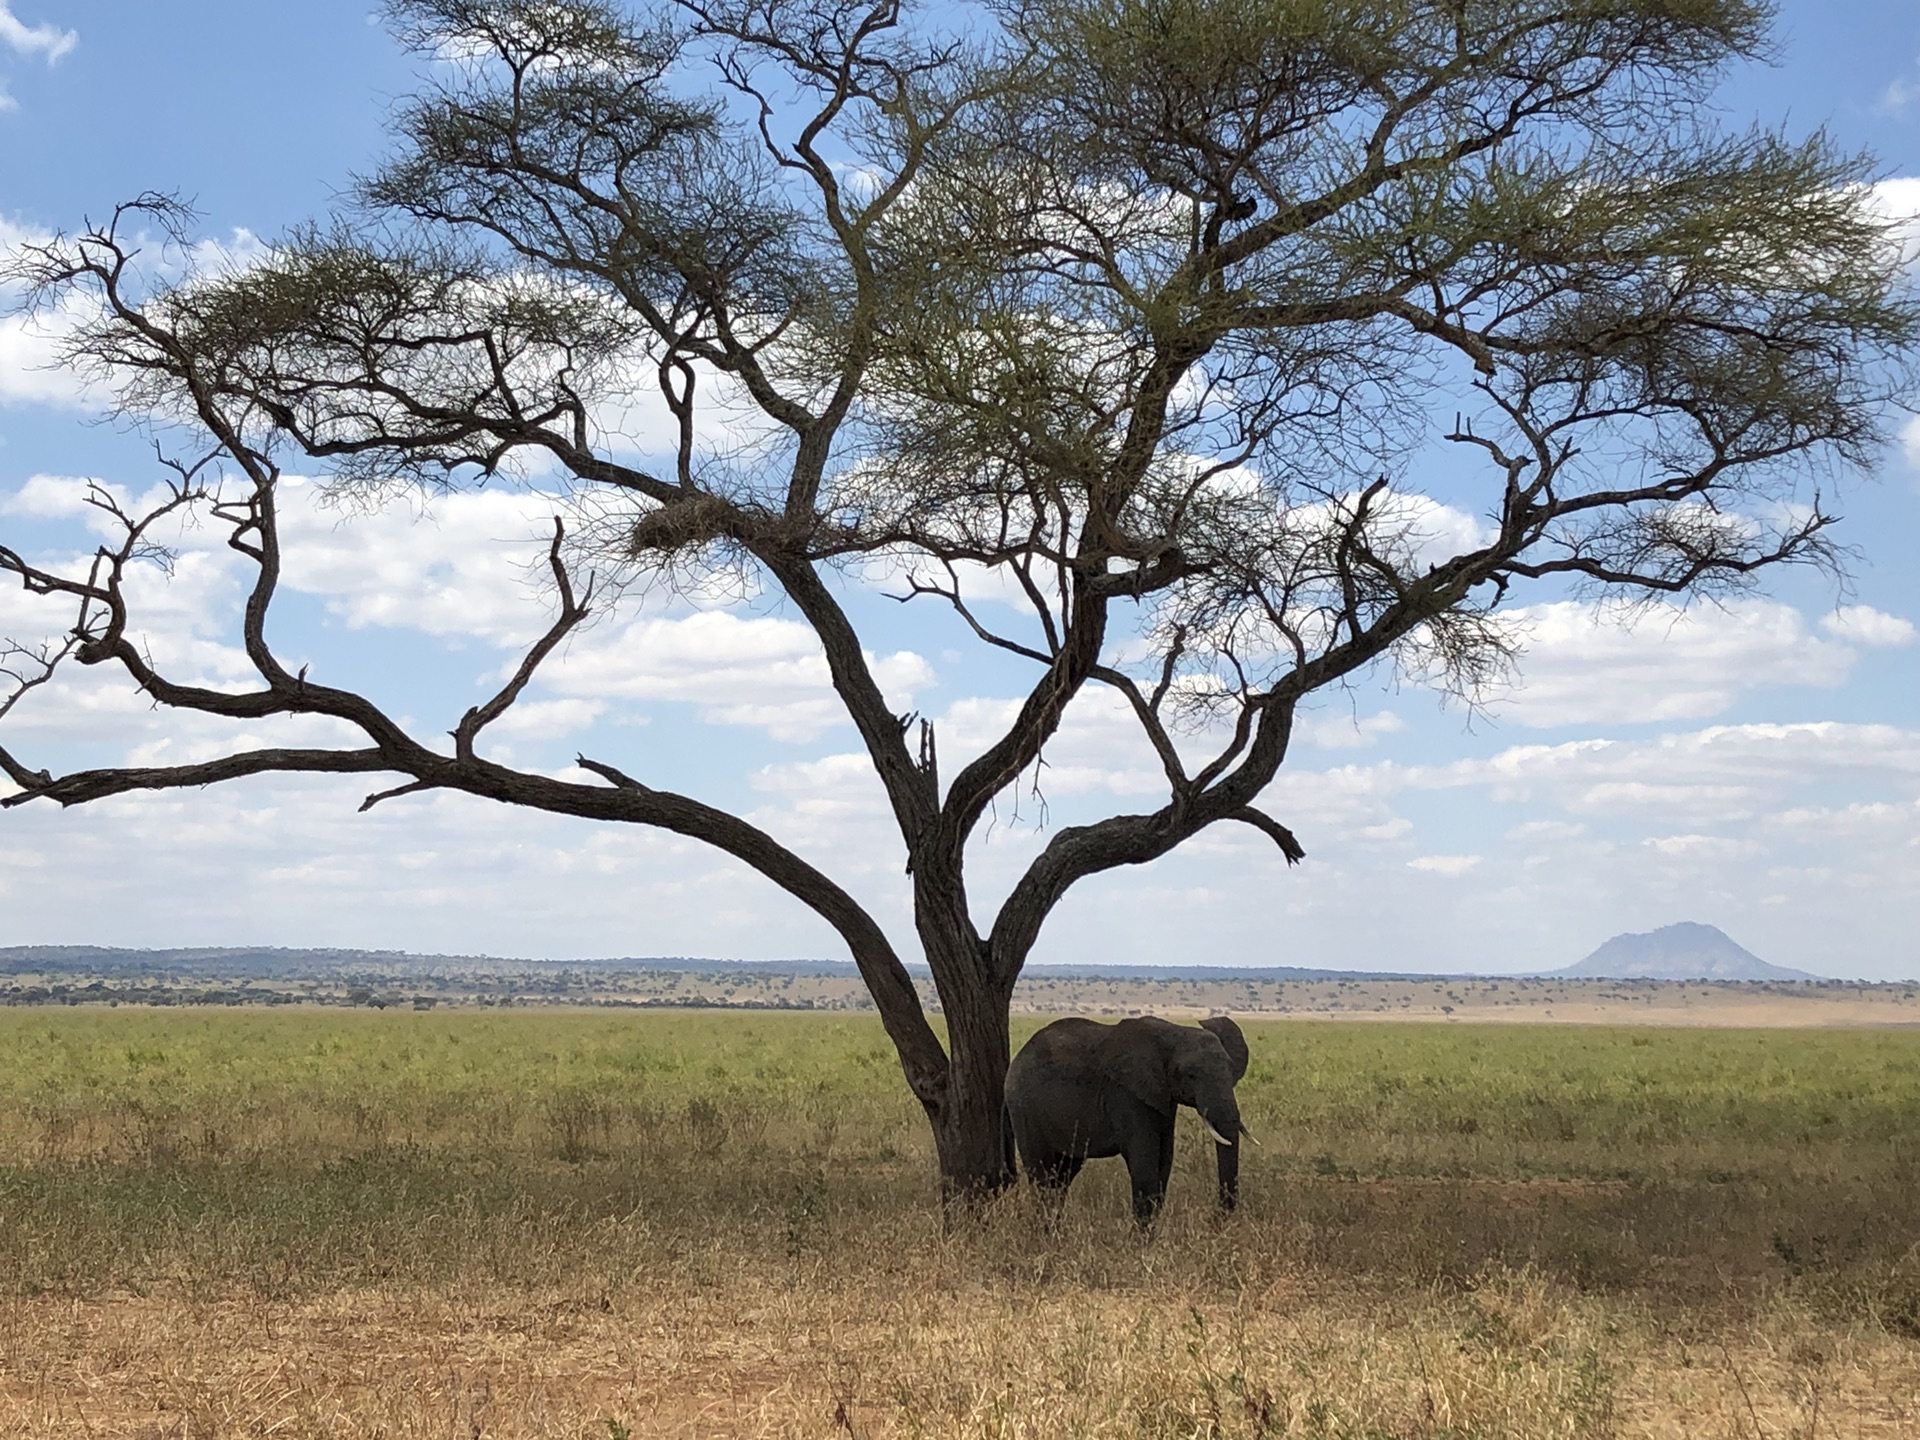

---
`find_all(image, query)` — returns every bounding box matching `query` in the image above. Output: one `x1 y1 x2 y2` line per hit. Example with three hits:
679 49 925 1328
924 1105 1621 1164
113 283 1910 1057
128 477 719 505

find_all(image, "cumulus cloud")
1392 494 1496 569
1879 68 1920 120
0 2 70 105
6 657 1918 973
274 480 569 646
0 219 106 407
1407 854 1480 876
544 611 934 743
1870 178 1920 265
1641 833 1760 858
1819 605 1916 648
6 475 599 650
1297 709 1406 749
0 774 854 959
1369 721 1920 824
747 752 900 864
6 452 1919 975
1507 819 1585 842
0 4 73 62
273 482 941 746
483 697 608 740
1488 599 1861 727
0 473 938 751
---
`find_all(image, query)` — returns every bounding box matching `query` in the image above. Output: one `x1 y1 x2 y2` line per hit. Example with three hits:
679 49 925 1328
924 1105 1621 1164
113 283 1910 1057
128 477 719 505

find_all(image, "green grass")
5 1008 1914 1177
1 1008 1917 1312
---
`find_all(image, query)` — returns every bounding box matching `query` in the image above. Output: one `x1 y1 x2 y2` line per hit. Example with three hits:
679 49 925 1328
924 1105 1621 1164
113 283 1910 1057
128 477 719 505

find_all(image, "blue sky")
2 1 1919 978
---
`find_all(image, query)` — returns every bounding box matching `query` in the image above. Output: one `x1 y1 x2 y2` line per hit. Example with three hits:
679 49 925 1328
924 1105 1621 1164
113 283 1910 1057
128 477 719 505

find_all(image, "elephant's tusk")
1240 1123 1263 1148
1203 1119 1234 1146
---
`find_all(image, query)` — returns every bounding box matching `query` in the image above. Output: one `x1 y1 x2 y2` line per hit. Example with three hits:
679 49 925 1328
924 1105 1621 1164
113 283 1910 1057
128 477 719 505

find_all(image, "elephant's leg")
1124 1125 1173 1227
1025 1151 1084 1221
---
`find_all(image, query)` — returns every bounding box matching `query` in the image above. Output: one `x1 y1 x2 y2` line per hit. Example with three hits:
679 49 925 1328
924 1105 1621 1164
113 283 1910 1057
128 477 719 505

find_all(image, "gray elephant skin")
1005 1014 1251 1225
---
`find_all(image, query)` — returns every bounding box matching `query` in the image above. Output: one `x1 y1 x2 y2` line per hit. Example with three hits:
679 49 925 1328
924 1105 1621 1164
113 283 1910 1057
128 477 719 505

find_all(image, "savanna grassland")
2 1009 1919 1437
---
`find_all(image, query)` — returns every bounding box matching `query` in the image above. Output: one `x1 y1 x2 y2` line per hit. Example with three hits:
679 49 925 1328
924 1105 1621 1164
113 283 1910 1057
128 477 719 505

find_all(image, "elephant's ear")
1198 1016 1249 1082
1099 1022 1176 1116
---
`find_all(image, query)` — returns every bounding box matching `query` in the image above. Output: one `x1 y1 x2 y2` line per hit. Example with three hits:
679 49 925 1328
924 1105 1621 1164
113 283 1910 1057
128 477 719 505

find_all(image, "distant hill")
0 946 860 978
0 946 1425 984
1552 923 1820 981
2 938 1842 985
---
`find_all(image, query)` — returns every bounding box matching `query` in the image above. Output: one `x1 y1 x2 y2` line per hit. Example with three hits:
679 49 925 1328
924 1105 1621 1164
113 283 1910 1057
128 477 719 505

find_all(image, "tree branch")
452 516 594 761
2 747 393 809
1226 805 1305 864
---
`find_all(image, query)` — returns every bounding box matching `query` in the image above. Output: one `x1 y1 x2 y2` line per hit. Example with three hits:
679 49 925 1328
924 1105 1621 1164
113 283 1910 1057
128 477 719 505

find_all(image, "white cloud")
1298 708 1406 749
1360 721 1920 825
1879 68 1920 119
545 610 934 743
7 434 1920 978
1395 495 1496 569
1 474 939 750
1868 178 1920 272
484 697 607 739
1819 605 1916 648
0 327 89 402
1408 854 1480 876
0 222 104 408
275 480 567 647
0 4 73 63
272 480 949 746
746 752 901 867
1641 833 1760 858
1507 820 1585 842
1489 599 1860 727
6 670 1919 975
1284 491 1494 576
0 775 857 959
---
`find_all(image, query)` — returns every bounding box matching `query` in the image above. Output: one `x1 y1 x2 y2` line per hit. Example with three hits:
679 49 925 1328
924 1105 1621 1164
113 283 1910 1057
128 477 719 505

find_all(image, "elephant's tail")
1002 1102 1018 1181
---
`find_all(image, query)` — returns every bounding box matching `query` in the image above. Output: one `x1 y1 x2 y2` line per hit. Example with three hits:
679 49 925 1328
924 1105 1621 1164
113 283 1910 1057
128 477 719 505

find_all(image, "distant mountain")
1552 923 1820 981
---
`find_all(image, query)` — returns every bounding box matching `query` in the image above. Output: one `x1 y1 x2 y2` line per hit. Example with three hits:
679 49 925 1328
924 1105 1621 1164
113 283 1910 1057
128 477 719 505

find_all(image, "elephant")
1005 1014 1254 1225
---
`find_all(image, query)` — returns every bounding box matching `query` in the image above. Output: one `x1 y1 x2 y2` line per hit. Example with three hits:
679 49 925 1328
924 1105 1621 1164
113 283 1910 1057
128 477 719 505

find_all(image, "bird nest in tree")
627 494 743 555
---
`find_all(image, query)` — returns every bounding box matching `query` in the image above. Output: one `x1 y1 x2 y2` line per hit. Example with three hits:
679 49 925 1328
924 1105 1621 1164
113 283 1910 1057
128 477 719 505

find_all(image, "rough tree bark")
3 0 1914 1200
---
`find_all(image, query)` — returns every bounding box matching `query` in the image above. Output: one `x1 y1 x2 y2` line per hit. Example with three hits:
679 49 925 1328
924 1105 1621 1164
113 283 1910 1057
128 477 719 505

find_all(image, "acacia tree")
1 0 1912 1196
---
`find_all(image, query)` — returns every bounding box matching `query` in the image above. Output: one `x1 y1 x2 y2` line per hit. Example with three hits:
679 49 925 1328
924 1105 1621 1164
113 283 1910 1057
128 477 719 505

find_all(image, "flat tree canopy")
2 0 1914 1194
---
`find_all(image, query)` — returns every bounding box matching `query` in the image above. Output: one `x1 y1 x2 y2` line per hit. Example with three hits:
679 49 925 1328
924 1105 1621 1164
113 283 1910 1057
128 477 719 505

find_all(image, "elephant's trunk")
1199 1102 1242 1212
1214 1129 1240 1212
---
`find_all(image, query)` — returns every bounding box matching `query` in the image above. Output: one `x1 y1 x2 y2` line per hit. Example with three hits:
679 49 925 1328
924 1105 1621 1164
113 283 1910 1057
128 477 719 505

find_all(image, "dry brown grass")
5 1257 1919 1437
4 1009 1920 1437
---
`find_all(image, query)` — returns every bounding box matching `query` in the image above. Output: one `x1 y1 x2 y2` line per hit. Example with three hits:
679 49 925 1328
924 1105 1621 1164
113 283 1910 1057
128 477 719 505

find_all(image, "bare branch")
358 780 438 812
1226 805 1306 865
452 517 595 761
0 636 78 724
1090 663 1188 794
574 753 650 791
2 747 393 810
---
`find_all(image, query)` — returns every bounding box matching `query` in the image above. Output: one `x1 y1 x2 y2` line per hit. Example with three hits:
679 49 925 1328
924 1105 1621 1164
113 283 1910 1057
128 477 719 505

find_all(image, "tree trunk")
929 984 1015 1202
914 868 1018 1202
